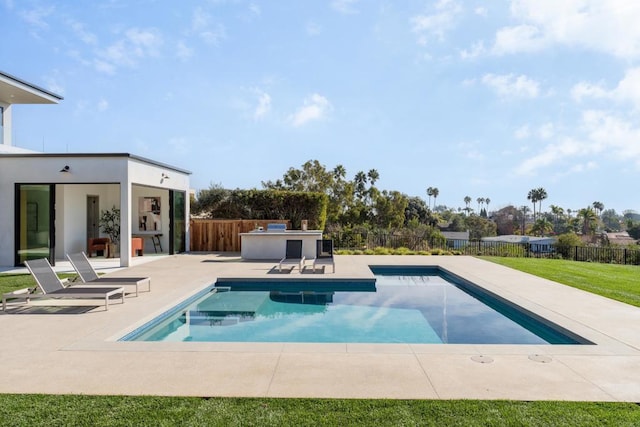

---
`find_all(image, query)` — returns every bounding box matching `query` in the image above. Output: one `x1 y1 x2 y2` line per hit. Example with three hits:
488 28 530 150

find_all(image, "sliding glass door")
15 184 55 265
169 190 186 254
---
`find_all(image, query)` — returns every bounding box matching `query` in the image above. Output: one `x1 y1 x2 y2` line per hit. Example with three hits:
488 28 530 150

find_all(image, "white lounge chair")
278 240 305 272
66 252 150 297
2 258 124 312
313 239 335 273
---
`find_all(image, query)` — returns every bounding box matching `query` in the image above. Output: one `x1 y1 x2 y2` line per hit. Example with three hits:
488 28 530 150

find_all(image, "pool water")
122 266 588 344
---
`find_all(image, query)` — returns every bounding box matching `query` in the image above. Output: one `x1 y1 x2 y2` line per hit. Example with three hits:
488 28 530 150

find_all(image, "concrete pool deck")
1 254 639 401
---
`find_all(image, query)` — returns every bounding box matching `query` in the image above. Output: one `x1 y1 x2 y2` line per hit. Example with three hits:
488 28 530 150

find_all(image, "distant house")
606 232 637 246
441 231 469 249
0 71 191 267
482 235 556 253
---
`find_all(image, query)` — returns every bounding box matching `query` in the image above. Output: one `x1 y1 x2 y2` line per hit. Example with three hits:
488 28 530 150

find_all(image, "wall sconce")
59 165 70 173
161 173 170 180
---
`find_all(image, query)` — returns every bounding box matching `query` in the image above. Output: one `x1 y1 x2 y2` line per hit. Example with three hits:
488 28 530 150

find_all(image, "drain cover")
528 354 552 363
471 355 494 364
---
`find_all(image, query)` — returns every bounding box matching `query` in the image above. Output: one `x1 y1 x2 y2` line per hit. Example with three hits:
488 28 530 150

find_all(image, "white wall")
56 184 120 259
0 102 12 146
0 155 190 267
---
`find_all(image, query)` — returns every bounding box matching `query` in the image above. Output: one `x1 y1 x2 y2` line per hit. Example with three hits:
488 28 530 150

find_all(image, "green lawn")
2 259 640 425
0 272 77 296
481 256 640 307
0 395 639 426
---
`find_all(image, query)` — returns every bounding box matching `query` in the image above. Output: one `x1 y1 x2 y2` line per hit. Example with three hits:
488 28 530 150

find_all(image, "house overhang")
0 71 64 104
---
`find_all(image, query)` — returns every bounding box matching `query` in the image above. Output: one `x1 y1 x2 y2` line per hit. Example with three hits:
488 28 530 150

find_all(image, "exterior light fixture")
60 165 70 172
161 173 170 179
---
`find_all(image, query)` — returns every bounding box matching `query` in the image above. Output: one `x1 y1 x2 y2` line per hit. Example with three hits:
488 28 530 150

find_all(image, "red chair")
88 237 110 258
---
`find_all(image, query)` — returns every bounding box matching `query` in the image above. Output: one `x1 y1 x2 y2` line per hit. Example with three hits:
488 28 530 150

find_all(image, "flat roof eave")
0 152 192 175
0 71 64 104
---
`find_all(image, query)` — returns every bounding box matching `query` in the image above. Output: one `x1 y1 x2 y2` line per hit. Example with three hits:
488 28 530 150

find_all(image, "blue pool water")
121 266 589 344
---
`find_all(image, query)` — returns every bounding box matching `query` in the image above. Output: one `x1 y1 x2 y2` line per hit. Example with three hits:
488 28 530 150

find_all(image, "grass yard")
0 272 77 296
1 395 639 427
481 256 640 307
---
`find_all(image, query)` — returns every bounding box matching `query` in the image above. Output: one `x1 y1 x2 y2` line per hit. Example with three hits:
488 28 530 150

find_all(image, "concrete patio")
1 254 639 401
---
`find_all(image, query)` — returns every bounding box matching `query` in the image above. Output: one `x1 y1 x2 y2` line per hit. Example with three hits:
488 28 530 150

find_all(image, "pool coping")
1 254 640 401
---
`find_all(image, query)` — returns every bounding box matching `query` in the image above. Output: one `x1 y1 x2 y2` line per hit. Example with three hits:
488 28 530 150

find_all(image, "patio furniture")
131 237 144 256
313 239 335 273
278 239 305 272
88 237 110 258
2 258 124 311
66 252 151 297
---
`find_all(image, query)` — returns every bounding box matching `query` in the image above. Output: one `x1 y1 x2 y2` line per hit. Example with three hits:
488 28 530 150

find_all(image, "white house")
0 71 191 267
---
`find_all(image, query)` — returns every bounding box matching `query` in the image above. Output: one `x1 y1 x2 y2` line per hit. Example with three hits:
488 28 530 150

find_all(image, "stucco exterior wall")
0 155 190 267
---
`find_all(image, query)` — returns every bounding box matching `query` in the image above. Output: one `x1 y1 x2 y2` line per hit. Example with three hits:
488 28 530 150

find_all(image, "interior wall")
131 185 169 254
57 184 120 259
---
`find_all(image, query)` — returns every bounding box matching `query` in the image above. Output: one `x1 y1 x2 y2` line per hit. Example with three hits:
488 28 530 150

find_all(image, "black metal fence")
326 231 640 266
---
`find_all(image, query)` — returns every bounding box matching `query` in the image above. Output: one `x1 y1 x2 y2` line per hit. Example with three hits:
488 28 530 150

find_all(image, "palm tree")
579 207 598 235
527 189 539 220
536 187 548 216
476 197 484 213
426 187 434 209
464 196 471 215
431 187 439 208
485 198 490 213
592 201 604 217
531 218 553 236
520 205 530 235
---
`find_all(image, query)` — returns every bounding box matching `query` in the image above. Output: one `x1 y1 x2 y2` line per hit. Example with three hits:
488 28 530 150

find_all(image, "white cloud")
492 24 544 55
67 19 97 45
474 7 488 17
493 1 640 59
516 109 640 175
572 67 640 108
19 5 54 30
289 94 331 127
176 41 193 60
481 73 540 98
410 0 462 45
254 91 271 119
331 0 359 14
96 27 163 72
192 7 227 44
460 41 486 59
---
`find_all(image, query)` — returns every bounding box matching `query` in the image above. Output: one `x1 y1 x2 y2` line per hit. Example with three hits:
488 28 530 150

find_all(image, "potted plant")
99 206 120 258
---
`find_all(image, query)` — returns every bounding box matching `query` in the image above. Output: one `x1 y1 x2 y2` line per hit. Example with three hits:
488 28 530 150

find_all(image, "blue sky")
3 0 640 214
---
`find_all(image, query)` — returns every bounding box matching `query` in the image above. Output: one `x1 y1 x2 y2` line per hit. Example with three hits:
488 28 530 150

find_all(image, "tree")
578 207 598 236
431 187 439 208
531 218 553 236
592 201 604 217
601 209 622 232
527 189 539 220
535 187 548 216
426 187 434 209
476 197 484 213
463 196 472 216
485 198 491 214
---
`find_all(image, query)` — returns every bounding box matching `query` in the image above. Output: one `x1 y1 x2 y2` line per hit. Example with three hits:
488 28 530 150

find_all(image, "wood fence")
190 219 291 252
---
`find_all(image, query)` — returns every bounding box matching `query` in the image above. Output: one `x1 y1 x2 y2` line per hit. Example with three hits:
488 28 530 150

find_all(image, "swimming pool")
121 266 590 344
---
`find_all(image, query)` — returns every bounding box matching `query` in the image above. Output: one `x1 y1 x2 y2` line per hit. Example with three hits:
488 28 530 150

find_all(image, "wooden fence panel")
190 219 290 252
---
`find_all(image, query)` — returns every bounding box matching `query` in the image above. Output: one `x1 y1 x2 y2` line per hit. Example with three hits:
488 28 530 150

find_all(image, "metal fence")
325 231 640 265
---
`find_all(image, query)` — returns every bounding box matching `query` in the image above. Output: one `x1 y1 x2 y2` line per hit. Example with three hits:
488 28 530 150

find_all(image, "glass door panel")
169 190 186 254
16 184 54 265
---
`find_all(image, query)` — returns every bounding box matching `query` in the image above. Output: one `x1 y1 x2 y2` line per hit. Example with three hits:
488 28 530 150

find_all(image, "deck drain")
528 354 552 363
471 355 494 364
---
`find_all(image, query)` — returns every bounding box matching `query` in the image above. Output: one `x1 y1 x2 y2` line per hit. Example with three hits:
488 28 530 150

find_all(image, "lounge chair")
278 240 305 272
2 258 124 311
66 252 151 297
313 239 335 273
